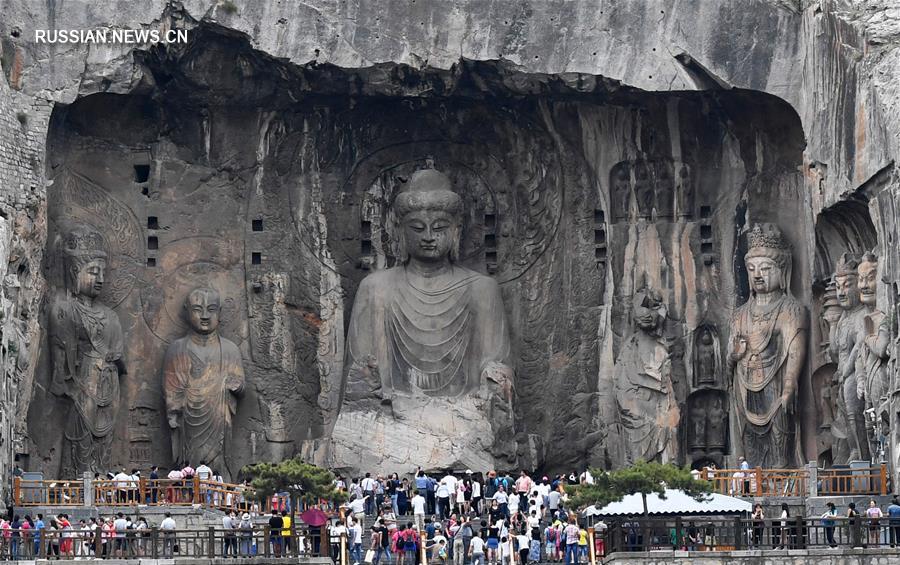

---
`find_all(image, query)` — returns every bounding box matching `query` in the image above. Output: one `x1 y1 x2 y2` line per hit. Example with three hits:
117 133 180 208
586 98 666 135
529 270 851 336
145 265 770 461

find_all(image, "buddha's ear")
449 225 461 263
396 228 410 264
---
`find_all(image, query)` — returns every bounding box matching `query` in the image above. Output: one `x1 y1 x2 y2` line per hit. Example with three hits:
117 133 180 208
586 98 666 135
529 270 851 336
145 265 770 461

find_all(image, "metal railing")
601 515 900 553
0 525 328 560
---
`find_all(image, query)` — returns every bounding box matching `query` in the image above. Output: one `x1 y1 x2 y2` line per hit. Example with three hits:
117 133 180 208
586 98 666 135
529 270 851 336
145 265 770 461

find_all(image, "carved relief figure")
164 287 245 473
633 161 654 218
655 161 675 218
614 287 678 464
676 163 694 218
610 161 632 222
729 223 807 468
707 396 727 454
694 325 719 386
828 253 869 462
49 225 126 476
854 252 891 457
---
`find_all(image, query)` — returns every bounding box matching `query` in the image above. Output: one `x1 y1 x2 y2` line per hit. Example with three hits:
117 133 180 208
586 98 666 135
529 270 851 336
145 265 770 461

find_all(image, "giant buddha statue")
729 223 807 468
329 164 517 472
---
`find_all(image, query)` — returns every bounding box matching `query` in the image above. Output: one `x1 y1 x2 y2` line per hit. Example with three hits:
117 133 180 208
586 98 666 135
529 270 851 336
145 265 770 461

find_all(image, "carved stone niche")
609 158 696 223
686 390 729 466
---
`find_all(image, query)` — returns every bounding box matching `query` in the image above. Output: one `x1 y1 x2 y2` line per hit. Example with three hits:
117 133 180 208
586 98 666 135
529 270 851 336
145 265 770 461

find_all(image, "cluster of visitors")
0 512 152 559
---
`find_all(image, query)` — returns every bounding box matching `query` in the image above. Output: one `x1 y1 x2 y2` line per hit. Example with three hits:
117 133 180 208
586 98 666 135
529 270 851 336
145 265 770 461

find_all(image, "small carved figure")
49 225 126 476
707 396 727 452
610 161 632 222
694 326 719 386
633 161 654 218
164 287 245 473
689 400 707 451
676 163 695 218
614 287 678 464
655 161 675 218
729 223 807 468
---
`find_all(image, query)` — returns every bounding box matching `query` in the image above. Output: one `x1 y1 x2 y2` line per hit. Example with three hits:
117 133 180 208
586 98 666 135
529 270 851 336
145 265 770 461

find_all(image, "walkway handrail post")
208 526 215 558
13 476 20 505
193 475 200 504
755 467 763 496
808 461 818 497
881 464 888 495
264 526 271 557
151 527 159 559
83 471 93 507
734 516 743 550
419 528 427 565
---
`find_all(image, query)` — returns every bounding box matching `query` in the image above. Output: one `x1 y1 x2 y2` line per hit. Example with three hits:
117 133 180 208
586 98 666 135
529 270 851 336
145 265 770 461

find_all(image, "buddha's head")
833 253 861 310
62 225 108 299
744 223 792 296
393 166 462 264
185 287 221 335
857 251 878 307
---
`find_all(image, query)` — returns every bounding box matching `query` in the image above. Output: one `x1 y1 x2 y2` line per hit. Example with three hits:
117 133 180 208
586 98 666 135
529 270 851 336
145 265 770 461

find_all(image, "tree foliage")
566 461 712 517
242 458 342 505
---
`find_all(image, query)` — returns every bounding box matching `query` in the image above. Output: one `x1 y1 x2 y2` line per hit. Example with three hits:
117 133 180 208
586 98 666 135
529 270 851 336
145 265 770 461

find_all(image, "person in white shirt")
113 469 131 504
411 490 427 531
436 480 451 519
347 496 366 520
469 534 486 565
348 519 363 565
441 474 458 512
361 473 377 516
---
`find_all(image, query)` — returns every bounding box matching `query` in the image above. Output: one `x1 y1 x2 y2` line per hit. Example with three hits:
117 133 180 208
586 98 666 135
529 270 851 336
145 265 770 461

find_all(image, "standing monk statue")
855 252 891 458
164 287 244 474
729 223 807 468
50 225 126 476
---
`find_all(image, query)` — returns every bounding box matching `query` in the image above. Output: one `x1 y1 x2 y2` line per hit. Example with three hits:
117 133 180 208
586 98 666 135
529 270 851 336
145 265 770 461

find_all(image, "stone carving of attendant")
694 326 719 386
828 253 869 462
49 225 126 476
729 223 807 468
164 287 244 473
854 252 891 454
614 287 678 464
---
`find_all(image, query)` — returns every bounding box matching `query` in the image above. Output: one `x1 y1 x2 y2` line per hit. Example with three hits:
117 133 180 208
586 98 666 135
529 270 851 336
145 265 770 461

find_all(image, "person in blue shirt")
33 514 45 557
887 497 900 547
821 502 838 548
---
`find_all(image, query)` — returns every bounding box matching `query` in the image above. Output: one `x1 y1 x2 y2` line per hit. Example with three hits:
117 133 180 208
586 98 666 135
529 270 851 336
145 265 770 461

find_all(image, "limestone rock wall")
0 0 898 484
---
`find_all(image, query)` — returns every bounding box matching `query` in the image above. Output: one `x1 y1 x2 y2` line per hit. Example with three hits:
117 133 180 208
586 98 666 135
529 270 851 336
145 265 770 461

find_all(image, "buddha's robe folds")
732 294 806 468
344 264 511 399
164 335 244 469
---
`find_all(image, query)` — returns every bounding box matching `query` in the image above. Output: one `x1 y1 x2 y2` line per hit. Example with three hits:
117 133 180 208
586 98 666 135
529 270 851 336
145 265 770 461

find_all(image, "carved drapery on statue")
854 252 892 460
827 253 870 463
331 164 517 472
614 287 678 464
49 224 126 476
730 223 807 468
164 287 245 473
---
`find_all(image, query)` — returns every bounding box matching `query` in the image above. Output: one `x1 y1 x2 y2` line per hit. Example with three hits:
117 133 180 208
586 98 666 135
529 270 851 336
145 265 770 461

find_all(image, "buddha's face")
746 257 782 295
858 260 878 306
402 209 457 263
187 291 221 335
75 259 106 298
834 273 860 310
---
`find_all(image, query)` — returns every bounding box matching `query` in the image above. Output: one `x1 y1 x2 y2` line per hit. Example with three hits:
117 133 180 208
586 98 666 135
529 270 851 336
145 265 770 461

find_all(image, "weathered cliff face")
0 0 899 485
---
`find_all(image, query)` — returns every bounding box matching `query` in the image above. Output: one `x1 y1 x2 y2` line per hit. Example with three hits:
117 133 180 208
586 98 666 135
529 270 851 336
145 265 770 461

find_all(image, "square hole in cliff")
133 164 150 183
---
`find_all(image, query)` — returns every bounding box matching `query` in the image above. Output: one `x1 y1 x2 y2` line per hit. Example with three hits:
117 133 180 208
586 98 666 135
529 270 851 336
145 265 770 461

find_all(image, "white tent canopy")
582 488 752 517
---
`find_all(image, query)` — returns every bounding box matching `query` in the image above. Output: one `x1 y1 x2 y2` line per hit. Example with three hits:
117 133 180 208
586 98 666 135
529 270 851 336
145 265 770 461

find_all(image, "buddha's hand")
168 414 179 429
729 335 747 362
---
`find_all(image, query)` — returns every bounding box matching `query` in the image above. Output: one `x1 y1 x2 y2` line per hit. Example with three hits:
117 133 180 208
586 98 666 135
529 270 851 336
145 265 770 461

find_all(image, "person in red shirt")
515 472 532 514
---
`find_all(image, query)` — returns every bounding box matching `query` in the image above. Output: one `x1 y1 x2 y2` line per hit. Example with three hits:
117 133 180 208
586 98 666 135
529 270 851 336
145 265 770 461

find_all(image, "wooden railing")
703 464 888 497
14 480 86 506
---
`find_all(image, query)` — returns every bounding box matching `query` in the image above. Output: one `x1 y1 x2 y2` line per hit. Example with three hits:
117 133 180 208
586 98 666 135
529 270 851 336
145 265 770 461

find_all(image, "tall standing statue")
855 252 891 459
164 287 245 474
333 164 516 471
49 225 126 476
729 223 807 468
614 287 678 464
828 253 869 462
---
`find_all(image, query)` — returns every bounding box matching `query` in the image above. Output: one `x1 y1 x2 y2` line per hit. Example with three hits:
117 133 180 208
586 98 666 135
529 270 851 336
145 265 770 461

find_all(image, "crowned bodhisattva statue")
331 165 516 471
49 225 126 476
729 223 807 468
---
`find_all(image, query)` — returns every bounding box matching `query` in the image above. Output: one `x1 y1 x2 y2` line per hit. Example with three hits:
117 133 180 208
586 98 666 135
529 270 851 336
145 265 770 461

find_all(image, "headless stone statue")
164 287 244 474
729 223 807 468
332 165 516 472
49 225 126 476
614 287 678 464
828 253 869 463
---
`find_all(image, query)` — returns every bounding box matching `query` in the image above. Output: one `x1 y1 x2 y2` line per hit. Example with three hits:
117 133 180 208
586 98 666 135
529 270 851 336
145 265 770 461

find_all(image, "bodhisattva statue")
333 165 516 471
164 287 245 473
855 252 891 457
828 253 870 462
49 225 126 476
614 287 678 464
729 223 807 468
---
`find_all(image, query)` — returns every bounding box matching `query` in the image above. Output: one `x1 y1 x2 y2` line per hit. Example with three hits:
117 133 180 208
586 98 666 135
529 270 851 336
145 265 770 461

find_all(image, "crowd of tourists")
329 469 602 565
